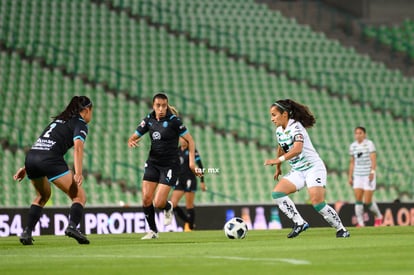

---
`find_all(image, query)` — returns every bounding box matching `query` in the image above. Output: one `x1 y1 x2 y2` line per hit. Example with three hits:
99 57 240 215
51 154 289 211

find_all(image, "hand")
74 173 83 186
191 164 203 177
128 135 140 148
264 158 279 166
274 168 282 181
369 173 375 182
13 167 26 182
348 178 353 186
200 182 207 191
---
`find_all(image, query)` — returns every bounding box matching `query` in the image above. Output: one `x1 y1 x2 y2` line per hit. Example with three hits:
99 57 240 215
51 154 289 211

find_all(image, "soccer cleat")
336 229 351 238
374 218 383 227
163 201 174 226
65 225 90 244
19 229 34 245
141 231 159 240
287 222 309 238
184 223 192 232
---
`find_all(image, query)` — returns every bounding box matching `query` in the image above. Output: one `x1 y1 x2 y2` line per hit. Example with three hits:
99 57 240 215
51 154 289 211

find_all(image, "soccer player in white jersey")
264 99 350 238
348 126 383 227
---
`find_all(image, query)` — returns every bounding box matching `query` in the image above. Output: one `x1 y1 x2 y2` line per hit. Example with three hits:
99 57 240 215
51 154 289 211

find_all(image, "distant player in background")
13 96 93 245
264 99 350 238
170 137 206 232
128 93 202 239
348 126 383 227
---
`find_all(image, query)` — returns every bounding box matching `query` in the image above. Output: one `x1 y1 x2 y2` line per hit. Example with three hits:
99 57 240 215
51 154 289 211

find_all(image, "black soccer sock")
68 202 84 227
186 208 195 229
174 206 189 223
163 201 172 211
143 205 158 233
26 204 43 232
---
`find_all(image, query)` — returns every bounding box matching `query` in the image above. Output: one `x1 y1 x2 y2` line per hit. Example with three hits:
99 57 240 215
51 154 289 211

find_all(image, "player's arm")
73 139 85 186
196 153 206 190
128 132 141 148
348 156 355 186
13 166 26 182
264 139 304 166
369 151 376 181
181 132 202 177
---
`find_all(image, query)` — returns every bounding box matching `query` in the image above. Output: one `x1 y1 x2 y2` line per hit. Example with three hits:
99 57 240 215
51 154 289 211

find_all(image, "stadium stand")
0 0 413 207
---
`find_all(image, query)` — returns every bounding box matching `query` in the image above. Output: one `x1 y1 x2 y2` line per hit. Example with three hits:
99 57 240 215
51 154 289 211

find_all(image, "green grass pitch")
1 226 413 274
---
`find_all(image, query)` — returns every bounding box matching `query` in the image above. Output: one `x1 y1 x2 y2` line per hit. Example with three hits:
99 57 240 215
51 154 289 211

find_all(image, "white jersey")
276 119 322 171
349 139 376 177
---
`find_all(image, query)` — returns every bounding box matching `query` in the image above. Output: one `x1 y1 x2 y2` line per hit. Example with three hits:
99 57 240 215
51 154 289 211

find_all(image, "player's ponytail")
168 105 179 116
53 96 93 121
272 99 315 128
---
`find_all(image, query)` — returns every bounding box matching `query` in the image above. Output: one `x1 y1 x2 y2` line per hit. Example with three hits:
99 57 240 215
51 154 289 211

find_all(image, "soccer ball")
224 217 248 239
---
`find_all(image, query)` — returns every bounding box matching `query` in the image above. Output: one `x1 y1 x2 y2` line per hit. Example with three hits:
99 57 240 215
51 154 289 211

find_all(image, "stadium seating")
0 0 413 207
363 18 414 58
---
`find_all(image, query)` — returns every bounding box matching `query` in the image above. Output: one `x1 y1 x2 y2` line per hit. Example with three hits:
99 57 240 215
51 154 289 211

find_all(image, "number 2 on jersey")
43 123 57 138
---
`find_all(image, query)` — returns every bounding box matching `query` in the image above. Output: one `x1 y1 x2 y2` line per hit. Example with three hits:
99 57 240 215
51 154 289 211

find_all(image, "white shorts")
283 162 327 191
352 175 376 191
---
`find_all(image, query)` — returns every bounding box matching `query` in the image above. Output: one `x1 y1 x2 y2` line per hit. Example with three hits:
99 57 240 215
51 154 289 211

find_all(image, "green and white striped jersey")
349 139 376 177
276 119 322 171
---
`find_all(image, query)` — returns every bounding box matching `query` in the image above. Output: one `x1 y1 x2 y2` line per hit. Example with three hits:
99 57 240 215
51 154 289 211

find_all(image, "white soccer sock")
355 203 364 226
368 202 382 219
318 203 345 231
273 195 305 225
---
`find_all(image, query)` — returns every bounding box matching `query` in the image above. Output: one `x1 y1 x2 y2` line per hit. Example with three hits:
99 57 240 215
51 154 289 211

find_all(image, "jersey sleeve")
368 140 376 153
195 150 205 182
174 117 188 136
135 116 149 137
291 122 304 142
73 119 88 142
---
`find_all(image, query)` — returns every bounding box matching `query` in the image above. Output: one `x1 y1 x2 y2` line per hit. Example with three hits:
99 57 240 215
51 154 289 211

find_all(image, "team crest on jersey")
152 131 161 140
163 121 168 128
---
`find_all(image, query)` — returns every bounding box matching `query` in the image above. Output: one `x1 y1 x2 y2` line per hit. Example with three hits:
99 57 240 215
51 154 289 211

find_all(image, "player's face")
81 107 93 123
270 106 287 127
153 98 168 119
354 128 366 143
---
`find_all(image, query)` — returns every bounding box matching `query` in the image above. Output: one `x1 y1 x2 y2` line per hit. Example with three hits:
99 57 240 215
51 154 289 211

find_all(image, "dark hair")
53 96 92 121
355 126 366 133
272 99 316 128
152 92 178 115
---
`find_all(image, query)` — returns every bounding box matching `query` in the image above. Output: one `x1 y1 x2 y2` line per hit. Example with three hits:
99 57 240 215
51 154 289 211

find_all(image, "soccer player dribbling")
264 99 350 238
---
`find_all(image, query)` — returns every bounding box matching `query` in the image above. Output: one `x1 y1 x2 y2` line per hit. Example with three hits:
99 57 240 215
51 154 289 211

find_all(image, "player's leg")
306 165 349 237
53 172 89 244
185 191 196 230
154 164 180 226
353 188 365 227
309 186 349 237
364 190 383 226
154 183 174 226
20 177 51 245
271 172 308 238
141 180 159 237
353 176 367 227
170 189 188 224
364 176 383 226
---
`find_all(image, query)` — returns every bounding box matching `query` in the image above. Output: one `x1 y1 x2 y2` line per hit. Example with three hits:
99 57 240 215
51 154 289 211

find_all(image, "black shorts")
143 160 180 186
174 174 197 192
25 151 70 181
